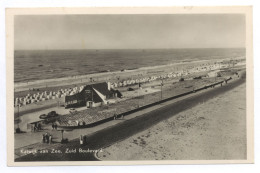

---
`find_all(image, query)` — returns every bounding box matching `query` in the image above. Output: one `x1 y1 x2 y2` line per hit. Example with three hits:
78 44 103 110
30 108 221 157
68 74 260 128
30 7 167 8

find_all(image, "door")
86 101 93 108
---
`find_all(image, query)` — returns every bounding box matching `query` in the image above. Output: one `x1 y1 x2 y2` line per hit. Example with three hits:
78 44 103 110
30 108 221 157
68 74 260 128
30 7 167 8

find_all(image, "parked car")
69 108 77 114
48 111 58 117
39 111 58 120
39 114 48 119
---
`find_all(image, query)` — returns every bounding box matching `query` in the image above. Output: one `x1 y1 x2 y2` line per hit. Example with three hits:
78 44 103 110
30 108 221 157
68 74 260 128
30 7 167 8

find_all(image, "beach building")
64 82 122 108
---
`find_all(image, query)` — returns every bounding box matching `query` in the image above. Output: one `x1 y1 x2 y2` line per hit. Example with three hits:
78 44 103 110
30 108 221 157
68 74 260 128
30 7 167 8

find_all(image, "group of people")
42 132 52 144
31 122 42 132
113 114 124 120
51 123 58 130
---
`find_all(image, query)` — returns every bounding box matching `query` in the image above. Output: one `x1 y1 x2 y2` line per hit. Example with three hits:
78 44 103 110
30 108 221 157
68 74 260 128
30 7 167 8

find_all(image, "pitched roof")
65 87 103 103
65 82 112 103
84 82 113 96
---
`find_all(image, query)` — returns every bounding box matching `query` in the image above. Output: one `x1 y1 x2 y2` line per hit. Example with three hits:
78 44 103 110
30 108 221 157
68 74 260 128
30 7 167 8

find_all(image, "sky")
14 14 246 50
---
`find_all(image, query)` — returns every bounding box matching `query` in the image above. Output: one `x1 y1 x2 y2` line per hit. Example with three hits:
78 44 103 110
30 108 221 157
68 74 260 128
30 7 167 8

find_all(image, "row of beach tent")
14 63 221 107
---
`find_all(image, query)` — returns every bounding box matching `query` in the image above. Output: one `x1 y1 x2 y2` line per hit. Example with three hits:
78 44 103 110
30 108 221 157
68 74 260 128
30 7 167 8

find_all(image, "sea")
14 48 245 83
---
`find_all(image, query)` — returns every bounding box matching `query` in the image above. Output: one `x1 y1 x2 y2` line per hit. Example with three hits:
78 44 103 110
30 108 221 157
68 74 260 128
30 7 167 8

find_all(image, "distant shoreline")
14 48 246 85
14 59 201 85
14 59 218 89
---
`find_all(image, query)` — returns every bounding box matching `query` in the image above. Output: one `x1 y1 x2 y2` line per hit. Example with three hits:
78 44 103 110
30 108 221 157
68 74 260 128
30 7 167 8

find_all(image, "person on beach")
42 134 46 143
35 123 39 131
45 133 49 143
38 123 41 130
49 135 52 144
54 123 58 130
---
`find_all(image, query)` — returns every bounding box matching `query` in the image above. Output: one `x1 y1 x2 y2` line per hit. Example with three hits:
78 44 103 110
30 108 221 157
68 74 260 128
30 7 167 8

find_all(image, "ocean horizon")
14 48 245 83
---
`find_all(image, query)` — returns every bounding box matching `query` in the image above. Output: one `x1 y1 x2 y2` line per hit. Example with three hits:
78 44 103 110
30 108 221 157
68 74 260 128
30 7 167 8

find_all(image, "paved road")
15 75 245 161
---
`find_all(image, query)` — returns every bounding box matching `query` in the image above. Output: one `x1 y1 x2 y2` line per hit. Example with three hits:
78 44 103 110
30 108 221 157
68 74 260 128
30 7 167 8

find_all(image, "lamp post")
91 85 93 107
138 82 141 107
17 102 20 129
61 129 64 140
16 95 21 133
160 79 164 100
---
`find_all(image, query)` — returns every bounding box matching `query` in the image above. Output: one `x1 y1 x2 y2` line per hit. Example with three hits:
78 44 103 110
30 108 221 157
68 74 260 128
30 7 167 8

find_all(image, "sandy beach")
14 73 246 161
97 81 246 160
13 52 246 161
